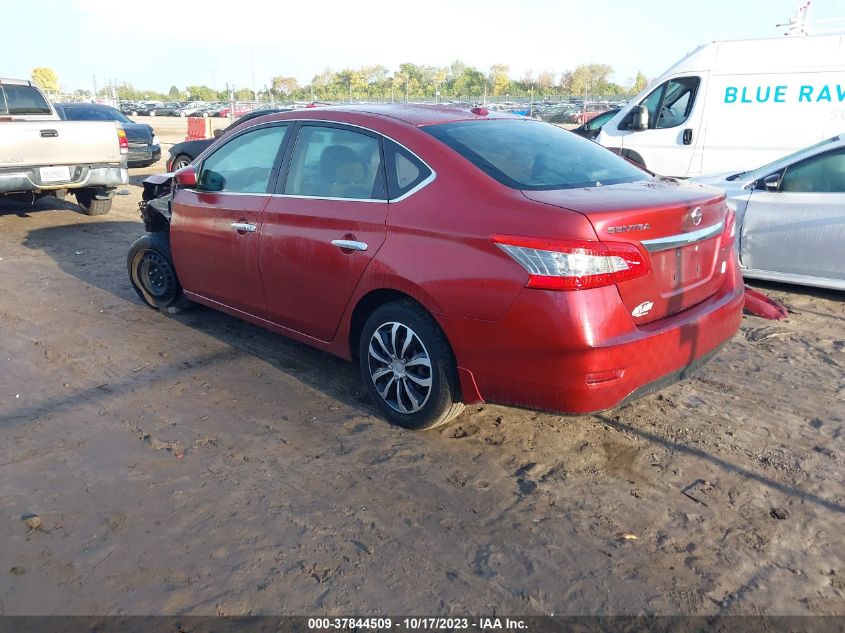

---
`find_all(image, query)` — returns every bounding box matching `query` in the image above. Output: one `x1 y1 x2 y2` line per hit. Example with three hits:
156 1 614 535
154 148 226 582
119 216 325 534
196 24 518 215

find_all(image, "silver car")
695 135 845 291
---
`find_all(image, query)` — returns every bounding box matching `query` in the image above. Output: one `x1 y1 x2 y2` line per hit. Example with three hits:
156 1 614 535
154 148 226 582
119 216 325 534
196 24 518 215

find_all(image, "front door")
741 146 845 281
259 123 389 341
616 76 704 177
170 123 290 317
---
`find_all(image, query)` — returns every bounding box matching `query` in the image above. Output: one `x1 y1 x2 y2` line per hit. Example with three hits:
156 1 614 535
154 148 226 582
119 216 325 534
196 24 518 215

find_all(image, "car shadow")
20 220 372 419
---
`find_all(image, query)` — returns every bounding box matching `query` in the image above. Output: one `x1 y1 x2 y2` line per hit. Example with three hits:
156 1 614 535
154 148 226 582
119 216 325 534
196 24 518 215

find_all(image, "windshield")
424 119 647 190
62 105 133 124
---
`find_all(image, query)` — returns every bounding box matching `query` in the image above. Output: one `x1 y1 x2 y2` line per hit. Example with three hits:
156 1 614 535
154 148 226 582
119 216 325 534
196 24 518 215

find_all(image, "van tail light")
723 204 737 246
116 124 129 155
492 235 650 291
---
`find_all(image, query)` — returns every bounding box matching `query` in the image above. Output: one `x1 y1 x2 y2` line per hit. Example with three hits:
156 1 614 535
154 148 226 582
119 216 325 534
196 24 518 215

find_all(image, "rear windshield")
0 85 52 115
62 105 132 124
424 119 647 190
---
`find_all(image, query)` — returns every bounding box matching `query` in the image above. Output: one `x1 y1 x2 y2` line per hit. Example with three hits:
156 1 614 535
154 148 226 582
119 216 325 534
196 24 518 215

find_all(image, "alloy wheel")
367 322 432 414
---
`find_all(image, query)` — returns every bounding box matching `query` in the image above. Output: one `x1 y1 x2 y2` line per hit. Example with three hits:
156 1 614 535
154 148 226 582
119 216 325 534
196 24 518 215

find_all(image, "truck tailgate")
0 120 123 168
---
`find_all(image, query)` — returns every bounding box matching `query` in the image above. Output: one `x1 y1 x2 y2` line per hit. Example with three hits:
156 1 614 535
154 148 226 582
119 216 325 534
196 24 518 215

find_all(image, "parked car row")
118 100 281 118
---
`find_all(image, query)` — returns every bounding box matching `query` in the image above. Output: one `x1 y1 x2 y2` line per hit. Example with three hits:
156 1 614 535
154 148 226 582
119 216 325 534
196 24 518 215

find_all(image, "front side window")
0 85 52 115
284 125 386 200
636 77 700 130
197 125 288 193
424 119 647 190
779 148 845 193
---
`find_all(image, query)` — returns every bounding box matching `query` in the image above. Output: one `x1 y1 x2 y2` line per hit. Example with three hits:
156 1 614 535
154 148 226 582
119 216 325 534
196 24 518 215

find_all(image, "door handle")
682 128 693 145
331 239 368 252
230 221 256 233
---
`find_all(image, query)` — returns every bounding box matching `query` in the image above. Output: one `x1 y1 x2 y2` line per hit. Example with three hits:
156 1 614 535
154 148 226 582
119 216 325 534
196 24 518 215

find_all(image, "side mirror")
174 165 197 187
213 128 223 139
762 173 780 192
631 105 649 131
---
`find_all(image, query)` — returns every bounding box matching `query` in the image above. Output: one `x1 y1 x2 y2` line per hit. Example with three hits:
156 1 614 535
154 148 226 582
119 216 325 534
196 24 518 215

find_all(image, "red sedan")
128 105 743 430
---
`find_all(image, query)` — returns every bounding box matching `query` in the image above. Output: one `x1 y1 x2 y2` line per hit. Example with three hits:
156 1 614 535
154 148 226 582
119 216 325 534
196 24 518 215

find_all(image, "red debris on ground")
744 286 788 320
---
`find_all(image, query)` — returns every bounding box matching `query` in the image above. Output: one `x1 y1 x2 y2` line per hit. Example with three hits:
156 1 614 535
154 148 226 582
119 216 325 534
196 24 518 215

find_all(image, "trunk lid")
522 178 730 324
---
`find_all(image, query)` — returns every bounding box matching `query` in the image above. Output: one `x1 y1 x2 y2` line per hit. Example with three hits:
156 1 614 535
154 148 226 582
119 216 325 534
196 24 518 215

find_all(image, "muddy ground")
0 135 843 616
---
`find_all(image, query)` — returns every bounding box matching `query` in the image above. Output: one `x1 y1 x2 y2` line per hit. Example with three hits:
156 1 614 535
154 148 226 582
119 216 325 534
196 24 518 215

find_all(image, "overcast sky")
3 0 841 93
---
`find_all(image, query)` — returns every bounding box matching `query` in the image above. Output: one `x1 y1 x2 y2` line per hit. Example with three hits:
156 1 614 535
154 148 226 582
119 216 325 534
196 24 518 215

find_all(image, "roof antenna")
776 0 812 36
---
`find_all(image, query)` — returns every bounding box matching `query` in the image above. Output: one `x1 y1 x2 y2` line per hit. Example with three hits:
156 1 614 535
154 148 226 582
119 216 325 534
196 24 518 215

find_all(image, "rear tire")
358 300 464 430
75 189 112 215
127 233 192 311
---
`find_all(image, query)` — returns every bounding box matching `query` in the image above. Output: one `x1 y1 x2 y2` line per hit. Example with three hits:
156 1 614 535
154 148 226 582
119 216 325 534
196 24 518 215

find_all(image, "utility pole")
251 53 257 101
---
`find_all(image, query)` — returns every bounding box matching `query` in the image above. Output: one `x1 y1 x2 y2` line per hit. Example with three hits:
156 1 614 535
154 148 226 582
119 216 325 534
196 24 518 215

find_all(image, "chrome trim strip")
331 239 368 251
640 221 724 252
273 193 387 204
221 117 437 202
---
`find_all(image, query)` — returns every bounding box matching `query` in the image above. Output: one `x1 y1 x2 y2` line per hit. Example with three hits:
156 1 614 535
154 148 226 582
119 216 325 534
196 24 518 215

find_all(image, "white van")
597 34 845 177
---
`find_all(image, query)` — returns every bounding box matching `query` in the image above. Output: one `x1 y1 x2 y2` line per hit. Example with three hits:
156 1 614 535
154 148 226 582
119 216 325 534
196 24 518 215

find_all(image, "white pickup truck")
0 78 128 215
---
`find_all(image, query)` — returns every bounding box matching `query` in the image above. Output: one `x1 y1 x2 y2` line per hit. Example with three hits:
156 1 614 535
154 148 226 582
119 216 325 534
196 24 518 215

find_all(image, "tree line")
33 63 649 102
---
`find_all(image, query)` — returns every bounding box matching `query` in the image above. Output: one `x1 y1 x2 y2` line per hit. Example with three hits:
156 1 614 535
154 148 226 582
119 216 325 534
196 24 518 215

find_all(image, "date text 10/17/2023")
307 617 529 630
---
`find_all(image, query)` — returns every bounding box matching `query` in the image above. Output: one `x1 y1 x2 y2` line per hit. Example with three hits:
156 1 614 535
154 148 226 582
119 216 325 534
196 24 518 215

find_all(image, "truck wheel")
127 233 192 311
75 189 112 215
358 300 464 430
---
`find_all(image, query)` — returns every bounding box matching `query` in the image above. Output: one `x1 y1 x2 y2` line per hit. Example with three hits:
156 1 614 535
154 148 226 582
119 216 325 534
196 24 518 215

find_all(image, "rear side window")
385 139 432 199
424 119 646 190
0 85 52 115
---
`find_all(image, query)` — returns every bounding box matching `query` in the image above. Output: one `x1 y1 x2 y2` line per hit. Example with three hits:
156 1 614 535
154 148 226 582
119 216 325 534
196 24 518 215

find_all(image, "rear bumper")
439 255 745 414
0 165 128 193
128 145 161 167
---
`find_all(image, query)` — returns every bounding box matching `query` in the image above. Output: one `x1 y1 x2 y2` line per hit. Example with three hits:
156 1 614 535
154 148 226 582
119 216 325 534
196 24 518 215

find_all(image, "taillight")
492 235 650 291
723 204 737 246
116 124 129 154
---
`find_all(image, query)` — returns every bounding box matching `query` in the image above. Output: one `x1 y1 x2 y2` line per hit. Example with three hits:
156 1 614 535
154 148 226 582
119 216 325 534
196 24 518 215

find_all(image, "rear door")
259 122 389 341
170 123 291 317
741 147 845 282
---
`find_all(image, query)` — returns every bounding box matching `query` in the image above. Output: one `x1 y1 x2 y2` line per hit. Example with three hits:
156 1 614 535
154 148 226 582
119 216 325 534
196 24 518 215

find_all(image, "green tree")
632 71 648 94
564 63 614 97
488 64 510 96
271 76 299 94
184 85 216 101
168 85 180 99
31 67 58 92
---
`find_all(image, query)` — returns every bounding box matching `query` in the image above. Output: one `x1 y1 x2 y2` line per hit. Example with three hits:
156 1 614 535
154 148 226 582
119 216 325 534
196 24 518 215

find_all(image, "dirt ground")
0 137 843 616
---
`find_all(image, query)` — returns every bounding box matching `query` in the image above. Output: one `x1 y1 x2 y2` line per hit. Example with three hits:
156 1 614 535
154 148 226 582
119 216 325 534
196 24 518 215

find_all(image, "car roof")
58 102 111 107
282 104 523 127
